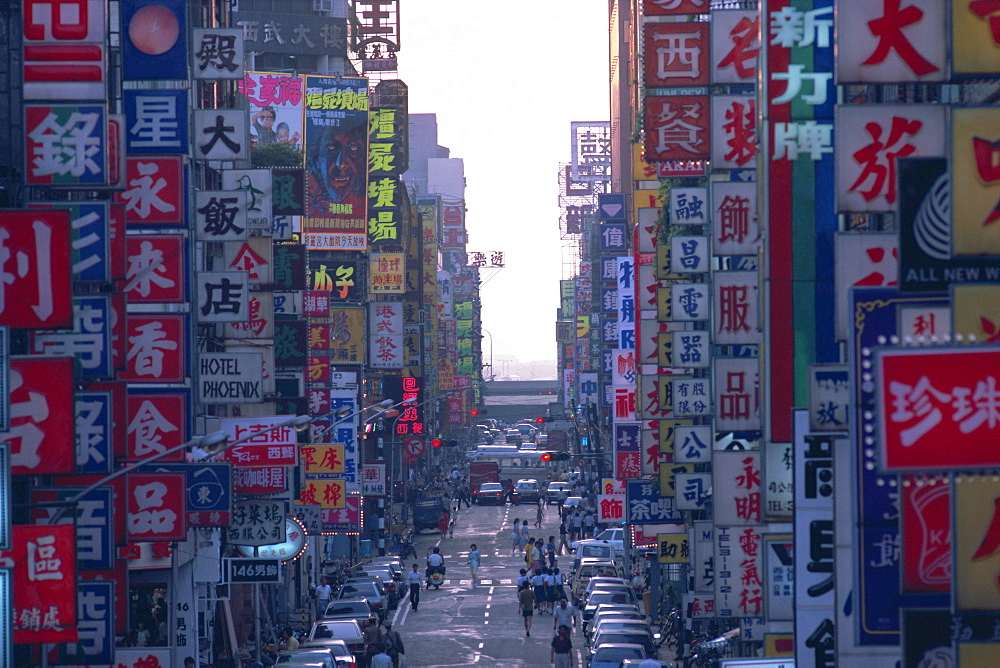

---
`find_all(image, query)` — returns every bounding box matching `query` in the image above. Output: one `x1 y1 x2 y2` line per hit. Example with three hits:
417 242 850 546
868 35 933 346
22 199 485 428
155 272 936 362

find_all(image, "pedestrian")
370 647 393 668
551 624 574 667
535 499 544 528
315 576 332 619
532 538 545 571
184 658 196 668
382 620 405 668
449 515 456 539
518 583 536 637
583 511 595 538
511 519 522 555
516 568 530 591
406 563 421 611
468 543 481 587
631 569 645 596
571 511 582 541
545 536 557 567
553 598 576 634
459 482 472 509
279 626 299 651
558 519 569 555
531 568 546 612
543 567 556 614
437 510 450 535
553 567 566 604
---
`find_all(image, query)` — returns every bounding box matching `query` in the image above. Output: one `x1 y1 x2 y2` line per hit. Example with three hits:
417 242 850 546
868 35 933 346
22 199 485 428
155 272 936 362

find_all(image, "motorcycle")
427 570 444 589
396 532 417 560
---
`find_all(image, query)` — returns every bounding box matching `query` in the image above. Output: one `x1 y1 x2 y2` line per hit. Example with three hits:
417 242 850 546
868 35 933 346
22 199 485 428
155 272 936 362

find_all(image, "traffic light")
534 417 545 424
431 438 443 448
446 439 459 447
540 453 552 462
470 408 480 417
556 452 571 462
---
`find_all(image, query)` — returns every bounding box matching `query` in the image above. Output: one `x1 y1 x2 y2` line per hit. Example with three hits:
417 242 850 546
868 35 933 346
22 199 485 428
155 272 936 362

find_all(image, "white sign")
192 28 245 79
198 352 263 404
361 463 386 496
195 190 249 241
194 109 248 161
222 169 272 230
196 271 250 324
669 188 708 226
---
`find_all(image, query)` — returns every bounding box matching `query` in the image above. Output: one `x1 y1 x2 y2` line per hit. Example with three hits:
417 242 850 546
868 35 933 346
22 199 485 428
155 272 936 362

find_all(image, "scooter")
428 571 444 589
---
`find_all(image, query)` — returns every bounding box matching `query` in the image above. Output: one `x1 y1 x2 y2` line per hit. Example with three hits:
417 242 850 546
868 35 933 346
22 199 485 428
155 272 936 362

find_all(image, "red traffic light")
540 453 552 462
470 409 479 416
535 417 545 423
431 438 443 448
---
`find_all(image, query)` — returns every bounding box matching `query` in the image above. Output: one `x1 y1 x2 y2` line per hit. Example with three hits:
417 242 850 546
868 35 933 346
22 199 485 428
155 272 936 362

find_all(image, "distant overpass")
481 380 562 423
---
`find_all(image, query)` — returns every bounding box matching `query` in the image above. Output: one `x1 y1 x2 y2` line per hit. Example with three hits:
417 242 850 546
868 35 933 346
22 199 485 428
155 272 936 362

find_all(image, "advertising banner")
126 472 186 542
644 96 710 162
714 357 760 431
0 524 77 644
228 499 285 547
643 23 708 87
25 105 109 187
0 210 73 328
118 313 187 383
711 10 760 85
369 302 404 368
22 0 107 100
238 71 305 152
835 0 946 83
901 475 950 593
221 416 300 467
304 75 369 250
715 525 763 618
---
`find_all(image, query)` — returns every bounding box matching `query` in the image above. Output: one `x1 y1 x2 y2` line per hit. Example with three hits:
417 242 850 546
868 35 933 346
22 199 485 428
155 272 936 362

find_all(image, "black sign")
227 557 282 583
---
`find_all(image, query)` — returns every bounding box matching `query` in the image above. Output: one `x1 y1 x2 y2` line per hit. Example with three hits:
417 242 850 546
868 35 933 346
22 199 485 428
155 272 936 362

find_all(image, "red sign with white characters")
115 156 184 226
877 347 1000 470
0 210 73 329
127 472 187 542
232 466 287 495
125 391 188 462
322 494 360 530
9 356 75 475
22 0 107 101
119 314 186 383
123 234 186 303
644 96 711 162
0 524 78 644
643 23 709 88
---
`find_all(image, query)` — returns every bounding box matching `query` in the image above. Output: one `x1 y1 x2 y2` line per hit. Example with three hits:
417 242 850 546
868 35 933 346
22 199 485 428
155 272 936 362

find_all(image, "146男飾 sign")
198 352 263 404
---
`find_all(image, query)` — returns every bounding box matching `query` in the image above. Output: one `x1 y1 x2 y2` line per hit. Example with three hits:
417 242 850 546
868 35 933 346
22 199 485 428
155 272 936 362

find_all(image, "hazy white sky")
397 1 610 373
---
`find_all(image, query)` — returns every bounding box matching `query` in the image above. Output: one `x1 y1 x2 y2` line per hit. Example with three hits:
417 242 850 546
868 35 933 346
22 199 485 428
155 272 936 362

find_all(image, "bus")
465 448 558 482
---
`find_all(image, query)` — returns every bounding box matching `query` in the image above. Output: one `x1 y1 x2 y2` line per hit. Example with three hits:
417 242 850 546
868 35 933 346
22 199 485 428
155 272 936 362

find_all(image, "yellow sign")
959 643 1000 668
657 286 672 321
953 107 1000 255
658 419 692 454
953 284 1000 341
576 315 590 338
300 479 346 509
329 305 365 364
369 252 405 293
764 633 794 657
955 475 1000 610
656 533 689 564
659 463 693 497
952 3 1000 74
301 444 345 474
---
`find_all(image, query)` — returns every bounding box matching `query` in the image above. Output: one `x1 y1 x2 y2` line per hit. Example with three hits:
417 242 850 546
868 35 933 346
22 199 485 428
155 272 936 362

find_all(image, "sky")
397 1 610 377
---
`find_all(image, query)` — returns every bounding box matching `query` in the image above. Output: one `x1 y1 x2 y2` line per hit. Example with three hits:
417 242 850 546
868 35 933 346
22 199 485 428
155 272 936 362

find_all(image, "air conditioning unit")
313 0 334 11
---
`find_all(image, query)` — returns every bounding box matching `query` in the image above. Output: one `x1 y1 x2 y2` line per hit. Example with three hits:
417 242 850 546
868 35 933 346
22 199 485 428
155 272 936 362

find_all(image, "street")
386 500 586 667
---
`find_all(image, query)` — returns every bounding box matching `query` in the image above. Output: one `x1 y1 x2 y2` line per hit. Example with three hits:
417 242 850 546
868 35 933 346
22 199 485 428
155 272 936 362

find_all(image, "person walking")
583 511 595 538
531 538 545 572
553 598 576 634
314 576 332 619
570 511 582 541
543 567 556 614
534 499 544 528
531 568 546 613
518 584 536 637
553 568 567 605
558 520 570 555
551 624 574 668
511 519 522 556
468 543 481 587
382 620 405 668
406 564 421 611
545 536 557 567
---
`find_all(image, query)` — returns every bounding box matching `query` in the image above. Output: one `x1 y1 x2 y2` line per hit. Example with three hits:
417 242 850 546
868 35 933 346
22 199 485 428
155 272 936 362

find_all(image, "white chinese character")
771 121 833 161
952 376 1000 434
76 399 107 466
130 95 181 148
28 111 102 178
8 367 49 470
654 32 703 80
120 161 176 219
0 220 56 322
769 7 832 48
129 480 178 535
771 65 832 105
124 239 176 297
127 399 178 457
27 534 64 582
126 320 178 377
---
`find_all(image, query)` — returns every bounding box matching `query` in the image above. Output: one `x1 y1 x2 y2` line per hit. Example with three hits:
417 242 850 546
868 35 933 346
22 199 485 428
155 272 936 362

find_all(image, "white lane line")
485 603 491 609
484 612 489 617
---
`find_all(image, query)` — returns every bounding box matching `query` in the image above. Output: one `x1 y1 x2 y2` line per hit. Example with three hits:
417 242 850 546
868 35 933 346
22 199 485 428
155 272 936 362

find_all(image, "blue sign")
30 202 110 282
599 222 628 250
147 462 233 521
124 89 189 154
598 193 627 221
122 0 188 81
614 423 641 452
75 391 113 474
31 296 112 378
850 288 948 644
54 580 114 664
626 479 683 524
32 487 115 570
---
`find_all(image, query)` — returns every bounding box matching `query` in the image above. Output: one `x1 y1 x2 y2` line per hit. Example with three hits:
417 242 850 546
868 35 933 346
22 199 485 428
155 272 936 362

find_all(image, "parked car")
571 559 623 605
582 591 634 623
586 614 651 643
476 482 506 505
276 647 341 668
336 581 386 619
587 643 647 668
590 629 657 660
504 428 522 445
584 606 646 639
514 479 542 503
572 528 625 556
572 541 616 569
322 599 378 629
546 481 571 504
301 619 365 660
352 568 399 608
363 558 403 581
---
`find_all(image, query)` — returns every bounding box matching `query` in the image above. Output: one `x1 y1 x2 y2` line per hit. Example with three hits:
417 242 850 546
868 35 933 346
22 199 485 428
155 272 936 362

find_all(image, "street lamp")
47 414 314 525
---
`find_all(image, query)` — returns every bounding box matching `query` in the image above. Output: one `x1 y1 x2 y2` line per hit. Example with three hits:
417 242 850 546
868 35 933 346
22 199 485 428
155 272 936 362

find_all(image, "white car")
572 528 626 557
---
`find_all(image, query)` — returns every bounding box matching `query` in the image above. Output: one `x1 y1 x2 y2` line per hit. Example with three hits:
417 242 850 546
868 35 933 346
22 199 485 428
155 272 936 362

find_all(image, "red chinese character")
718 285 751 333
722 100 756 166
970 0 1000 45
739 529 760 557
973 137 1000 225
735 493 762 522
850 116 922 203
718 17 760 79
739 587 763 615
862 0 939 76
737 457 760 489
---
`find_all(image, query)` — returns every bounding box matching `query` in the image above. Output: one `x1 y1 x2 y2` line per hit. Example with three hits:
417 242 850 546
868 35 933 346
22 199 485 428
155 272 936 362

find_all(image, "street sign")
226 557 282 584
402 436 425 464
361 463 386 496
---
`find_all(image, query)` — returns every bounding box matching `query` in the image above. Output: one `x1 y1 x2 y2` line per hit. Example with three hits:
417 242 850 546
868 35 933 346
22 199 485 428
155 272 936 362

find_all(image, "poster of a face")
302 75 369 249
238 71 305 151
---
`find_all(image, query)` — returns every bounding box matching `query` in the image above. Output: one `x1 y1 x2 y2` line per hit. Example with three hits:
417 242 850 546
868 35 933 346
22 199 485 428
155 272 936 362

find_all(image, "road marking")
485 603 491 609
484 612 489 617
479 642 485 649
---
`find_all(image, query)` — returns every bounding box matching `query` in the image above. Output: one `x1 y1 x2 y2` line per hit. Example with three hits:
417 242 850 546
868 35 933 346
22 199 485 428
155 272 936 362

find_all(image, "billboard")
303 75 369 250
